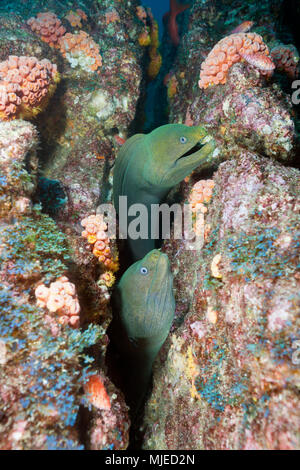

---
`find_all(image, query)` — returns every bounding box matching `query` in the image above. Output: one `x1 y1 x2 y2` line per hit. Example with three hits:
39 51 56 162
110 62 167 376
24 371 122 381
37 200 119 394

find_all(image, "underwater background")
0 0 299 451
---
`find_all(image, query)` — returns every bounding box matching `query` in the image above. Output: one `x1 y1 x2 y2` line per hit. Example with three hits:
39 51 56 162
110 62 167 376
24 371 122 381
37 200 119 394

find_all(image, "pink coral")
35 276 80 328
189 179 215 211
81 214 119 272
198 33 272 88
271 43 299 79
0 55 59 120
58 31 102 72
27 12 66 48
189 179 214 238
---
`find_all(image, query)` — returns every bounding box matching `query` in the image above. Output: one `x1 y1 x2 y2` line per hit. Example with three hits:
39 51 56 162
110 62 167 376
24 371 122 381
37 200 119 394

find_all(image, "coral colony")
198 33 275 88
0 56 59 120
0 0 299 453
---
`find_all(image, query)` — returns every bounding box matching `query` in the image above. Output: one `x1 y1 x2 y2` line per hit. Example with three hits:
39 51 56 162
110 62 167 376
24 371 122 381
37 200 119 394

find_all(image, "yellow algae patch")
186 346 201 400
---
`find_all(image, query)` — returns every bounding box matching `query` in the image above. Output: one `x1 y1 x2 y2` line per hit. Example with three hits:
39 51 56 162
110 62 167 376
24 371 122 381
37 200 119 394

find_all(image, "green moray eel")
113 123 215 260
113 249 175 416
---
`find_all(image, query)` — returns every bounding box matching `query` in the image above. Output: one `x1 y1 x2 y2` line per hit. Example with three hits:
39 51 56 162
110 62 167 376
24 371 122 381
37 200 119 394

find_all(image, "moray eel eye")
140 266 148 275
180 136 187 144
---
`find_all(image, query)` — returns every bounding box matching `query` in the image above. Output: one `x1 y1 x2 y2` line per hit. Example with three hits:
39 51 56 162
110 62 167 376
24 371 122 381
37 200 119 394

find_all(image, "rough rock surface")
0 0 149 450
0 116 128 450
167 1 299 161
143 153 300 450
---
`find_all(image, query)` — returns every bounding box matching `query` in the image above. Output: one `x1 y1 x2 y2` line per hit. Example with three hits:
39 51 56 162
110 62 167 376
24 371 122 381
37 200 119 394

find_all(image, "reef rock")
166 0 299 161
143 153 300 450
0 0 147 450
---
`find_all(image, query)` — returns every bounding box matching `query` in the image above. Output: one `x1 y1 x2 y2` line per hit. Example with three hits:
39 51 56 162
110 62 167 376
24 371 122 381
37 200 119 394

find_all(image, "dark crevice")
280 0 300 51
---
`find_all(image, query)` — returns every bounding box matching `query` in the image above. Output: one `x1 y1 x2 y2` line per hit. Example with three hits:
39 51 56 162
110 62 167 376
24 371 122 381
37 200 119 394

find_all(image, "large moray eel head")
117 249 175 345
144 124 216 190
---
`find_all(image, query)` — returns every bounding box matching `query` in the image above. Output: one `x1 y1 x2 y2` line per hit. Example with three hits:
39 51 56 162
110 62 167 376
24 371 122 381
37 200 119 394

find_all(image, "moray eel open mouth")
174 135 214 167
175 139 206 163
160 134 215 187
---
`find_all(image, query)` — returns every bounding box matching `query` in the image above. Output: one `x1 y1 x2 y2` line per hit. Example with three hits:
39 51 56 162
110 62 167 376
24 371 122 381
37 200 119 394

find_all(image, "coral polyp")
271 43 299 79
35 276 80 328
58 31 102 73
81 214 119 273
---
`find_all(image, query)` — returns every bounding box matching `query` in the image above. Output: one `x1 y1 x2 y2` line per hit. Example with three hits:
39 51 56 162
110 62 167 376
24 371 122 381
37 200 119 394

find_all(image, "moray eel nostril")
113 123 216 261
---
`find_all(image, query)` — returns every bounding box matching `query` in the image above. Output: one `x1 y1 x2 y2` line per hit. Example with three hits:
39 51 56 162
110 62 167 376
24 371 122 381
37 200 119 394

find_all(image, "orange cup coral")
35 276 80 328
65 10 83 28
27 12 66 48
58 31 102 72
0 55 59 120
189 179 215 238
99 271 116 288
81 214 119 273
189 179 215 211
198 33 273 89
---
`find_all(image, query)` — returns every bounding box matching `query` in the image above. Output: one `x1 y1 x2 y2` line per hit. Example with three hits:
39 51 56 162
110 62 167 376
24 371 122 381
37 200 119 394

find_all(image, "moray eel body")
113 124 215 260
114 249 175 415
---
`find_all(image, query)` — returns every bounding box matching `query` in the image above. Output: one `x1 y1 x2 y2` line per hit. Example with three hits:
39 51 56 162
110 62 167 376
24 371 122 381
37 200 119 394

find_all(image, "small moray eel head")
117 249 175 345
144 124 216 189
